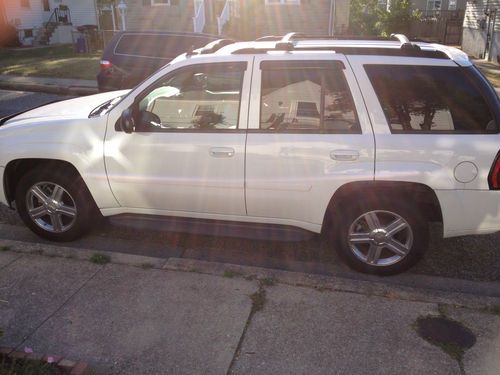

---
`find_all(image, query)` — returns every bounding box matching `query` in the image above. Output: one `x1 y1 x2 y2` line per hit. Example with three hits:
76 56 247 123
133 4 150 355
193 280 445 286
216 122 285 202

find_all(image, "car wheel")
15 169 94 241
333 198 429 275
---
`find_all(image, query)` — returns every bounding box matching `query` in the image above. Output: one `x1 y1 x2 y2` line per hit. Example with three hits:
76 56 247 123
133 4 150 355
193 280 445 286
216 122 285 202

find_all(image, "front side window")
365 65 496 133
260 63 360 133
137 63 245 131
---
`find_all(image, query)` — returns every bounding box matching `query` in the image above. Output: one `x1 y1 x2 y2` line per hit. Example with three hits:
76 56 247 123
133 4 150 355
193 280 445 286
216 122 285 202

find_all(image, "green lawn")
0 44 100 80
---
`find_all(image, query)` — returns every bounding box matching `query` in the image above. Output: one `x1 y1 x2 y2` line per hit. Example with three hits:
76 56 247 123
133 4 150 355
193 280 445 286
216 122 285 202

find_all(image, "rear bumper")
97 69 125 92
437 190 500 237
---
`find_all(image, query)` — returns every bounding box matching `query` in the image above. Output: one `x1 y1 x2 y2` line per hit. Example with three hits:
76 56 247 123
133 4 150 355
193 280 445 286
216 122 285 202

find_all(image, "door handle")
209 147 235 158
330 150 360 161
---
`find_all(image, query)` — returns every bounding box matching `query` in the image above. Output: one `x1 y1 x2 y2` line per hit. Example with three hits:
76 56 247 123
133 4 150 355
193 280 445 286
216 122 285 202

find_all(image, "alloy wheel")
26 182 77 233
347 210 413 267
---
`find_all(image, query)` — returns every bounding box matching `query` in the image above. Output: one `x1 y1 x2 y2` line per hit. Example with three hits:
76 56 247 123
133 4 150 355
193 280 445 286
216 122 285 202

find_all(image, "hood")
2 90 130 126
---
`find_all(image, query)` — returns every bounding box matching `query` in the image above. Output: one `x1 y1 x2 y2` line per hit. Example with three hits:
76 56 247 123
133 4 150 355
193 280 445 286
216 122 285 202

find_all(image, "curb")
1 238 500 311
0 347 89 374
0 81 97 96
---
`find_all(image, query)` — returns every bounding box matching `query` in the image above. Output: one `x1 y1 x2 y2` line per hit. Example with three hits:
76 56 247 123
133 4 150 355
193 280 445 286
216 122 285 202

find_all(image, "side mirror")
119 108 136 133
140 111 162 129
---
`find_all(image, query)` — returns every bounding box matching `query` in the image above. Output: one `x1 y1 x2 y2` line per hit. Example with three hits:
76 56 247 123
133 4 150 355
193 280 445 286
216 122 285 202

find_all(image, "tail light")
488 151 500 190
100 60 112 71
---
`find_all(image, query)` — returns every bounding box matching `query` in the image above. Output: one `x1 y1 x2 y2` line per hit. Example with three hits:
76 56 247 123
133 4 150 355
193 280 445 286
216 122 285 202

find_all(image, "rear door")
245 53 375 231
348 56 500 236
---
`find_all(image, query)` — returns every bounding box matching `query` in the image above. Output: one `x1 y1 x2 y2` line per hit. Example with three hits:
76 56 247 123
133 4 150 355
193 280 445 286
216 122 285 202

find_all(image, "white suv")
1 34 499 275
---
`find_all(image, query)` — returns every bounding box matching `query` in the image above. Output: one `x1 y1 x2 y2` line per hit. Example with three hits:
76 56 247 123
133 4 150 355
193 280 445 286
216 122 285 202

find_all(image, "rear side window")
260 61 360 133
365 65 496 133
114 34 213 59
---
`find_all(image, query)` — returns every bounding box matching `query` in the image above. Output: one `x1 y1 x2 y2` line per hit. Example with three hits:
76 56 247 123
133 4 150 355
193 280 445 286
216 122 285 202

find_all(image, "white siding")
3 0 50 29
3 0 96 29
63 0 97 26
462 0 500 61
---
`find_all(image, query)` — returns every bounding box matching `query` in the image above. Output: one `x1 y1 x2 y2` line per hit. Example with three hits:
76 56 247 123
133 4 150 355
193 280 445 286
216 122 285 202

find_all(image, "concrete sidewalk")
0 75 97 96
1 240 499 374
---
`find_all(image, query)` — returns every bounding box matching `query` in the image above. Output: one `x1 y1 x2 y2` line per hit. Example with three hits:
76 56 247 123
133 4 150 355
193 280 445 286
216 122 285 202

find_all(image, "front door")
104 57 252 216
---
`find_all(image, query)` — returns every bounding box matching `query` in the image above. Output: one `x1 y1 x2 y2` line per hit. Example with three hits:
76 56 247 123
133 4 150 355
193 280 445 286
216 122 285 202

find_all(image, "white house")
462 0 499 63
1 0 98 46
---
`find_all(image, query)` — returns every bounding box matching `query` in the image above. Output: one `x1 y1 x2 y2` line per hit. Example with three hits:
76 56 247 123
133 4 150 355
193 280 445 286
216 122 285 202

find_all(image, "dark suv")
97 31 219 92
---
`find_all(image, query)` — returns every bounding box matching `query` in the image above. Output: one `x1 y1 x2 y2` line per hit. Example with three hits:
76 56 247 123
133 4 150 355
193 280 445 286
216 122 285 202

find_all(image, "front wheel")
333 199 429 275
15 169 94 241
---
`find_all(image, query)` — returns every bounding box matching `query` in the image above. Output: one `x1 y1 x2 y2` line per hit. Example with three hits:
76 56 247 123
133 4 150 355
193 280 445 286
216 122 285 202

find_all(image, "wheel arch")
321 181 443 236
4 158 90 207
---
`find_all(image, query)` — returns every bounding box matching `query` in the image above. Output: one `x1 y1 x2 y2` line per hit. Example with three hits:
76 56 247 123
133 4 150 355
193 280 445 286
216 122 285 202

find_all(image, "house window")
20 0 30 8
265 0 301 5
426 0 441 11
24 29 33 38
448 0 457 10
151 0 170 5
42 0 50 11
378 0 388 10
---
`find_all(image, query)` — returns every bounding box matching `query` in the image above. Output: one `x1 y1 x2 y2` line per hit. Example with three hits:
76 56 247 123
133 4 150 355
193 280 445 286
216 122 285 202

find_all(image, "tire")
15 168 95 242
332 197 429 275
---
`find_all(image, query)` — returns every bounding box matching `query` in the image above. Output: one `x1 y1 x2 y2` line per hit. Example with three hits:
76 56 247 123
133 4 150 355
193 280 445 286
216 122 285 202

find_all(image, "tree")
376 0 422 36
349 0 381 36
349 0 421 36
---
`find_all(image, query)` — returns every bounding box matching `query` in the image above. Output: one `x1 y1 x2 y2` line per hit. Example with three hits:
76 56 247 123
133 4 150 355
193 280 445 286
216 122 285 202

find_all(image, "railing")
217 0 230 35
54 7 71 24
193 0 205 33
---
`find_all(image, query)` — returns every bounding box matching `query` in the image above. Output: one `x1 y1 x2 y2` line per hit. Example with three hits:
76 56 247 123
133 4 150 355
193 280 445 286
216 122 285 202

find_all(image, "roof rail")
255 35 282 41
275 32 306 51
390 33 421 50
198 38 236 54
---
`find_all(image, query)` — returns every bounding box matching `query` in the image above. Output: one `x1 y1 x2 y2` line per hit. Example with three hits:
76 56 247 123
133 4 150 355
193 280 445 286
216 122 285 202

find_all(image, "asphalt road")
0 89 72 118
0 89 499 283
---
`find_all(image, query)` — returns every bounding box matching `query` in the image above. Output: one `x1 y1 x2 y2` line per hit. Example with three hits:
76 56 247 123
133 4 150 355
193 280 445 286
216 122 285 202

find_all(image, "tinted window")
260 65 360 133
138 63 245 131
365 65 496 133
115 34 213 59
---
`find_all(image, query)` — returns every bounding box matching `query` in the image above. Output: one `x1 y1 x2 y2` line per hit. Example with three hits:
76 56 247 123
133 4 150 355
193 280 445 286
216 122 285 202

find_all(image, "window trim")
125 62 248 133
258 62 361 134
151 0 170 6
265 0 301 5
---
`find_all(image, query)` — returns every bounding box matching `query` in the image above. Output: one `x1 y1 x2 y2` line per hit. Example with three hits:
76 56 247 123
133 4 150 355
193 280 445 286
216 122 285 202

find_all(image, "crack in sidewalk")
226 279 269 375
12 264 104 350
0 253 24 272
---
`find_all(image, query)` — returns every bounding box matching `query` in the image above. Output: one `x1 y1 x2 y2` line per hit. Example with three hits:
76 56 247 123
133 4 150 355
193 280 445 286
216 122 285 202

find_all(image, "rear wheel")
15 169 94 241
333 198 429 275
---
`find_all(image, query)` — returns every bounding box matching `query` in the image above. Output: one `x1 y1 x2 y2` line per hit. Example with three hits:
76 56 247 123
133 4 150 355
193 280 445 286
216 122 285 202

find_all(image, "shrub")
0 24 21 48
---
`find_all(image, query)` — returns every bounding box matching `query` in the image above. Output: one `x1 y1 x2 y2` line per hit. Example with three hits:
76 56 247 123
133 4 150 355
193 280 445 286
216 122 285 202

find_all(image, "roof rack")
274 32 305 50
193 32 449 60
390 33 421 51
197 38 236 54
